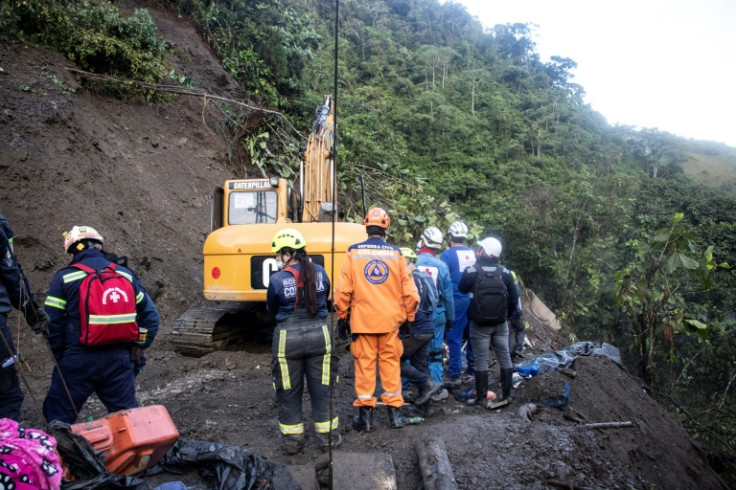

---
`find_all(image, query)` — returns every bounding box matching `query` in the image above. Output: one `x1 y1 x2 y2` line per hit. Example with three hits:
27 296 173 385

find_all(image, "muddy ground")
0 1 728 488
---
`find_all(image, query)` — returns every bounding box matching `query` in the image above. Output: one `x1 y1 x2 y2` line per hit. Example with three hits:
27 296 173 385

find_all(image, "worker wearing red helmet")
335 207 419 431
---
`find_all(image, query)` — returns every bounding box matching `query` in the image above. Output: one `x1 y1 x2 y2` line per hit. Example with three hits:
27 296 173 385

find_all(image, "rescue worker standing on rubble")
415 226 454 402
399 248 441 410
0 214 49 420
42 226 160 424
440 221 476 387
267 228 339 454
458 237 519 406
335 207 418 432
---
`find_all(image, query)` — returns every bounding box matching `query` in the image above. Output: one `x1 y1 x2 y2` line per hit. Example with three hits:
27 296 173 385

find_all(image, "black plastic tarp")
147 439 300 490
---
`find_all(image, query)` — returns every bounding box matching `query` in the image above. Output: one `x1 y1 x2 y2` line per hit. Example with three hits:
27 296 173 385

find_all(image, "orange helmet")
363 207 390 228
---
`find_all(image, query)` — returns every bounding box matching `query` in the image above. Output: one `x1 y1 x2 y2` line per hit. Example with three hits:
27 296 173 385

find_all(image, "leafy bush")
0 0 168 98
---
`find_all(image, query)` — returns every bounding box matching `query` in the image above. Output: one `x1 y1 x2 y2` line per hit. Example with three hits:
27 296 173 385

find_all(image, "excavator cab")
210 176 294 232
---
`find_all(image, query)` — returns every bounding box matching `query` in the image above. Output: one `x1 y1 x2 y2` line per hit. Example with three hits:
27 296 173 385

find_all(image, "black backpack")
471 266 508 325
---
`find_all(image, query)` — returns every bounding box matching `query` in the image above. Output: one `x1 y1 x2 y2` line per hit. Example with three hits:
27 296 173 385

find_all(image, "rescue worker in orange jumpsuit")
335 207 419 431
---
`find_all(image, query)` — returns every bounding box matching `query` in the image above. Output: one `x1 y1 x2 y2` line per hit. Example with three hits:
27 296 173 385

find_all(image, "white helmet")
64 225 104 254
420 226 443 249
447 221 468 240
477 237 502 258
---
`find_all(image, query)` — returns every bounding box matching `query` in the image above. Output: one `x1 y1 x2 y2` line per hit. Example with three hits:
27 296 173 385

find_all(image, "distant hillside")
681 145 736 194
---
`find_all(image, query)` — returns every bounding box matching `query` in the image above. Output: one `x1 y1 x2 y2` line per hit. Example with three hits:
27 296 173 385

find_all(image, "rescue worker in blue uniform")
43 226 160 424
399 248 441 410
440 221 476 386
415 227 455 402
267 228 339 454
0 214 49 420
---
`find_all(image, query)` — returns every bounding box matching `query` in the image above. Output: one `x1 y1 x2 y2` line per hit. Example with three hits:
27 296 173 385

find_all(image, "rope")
7 246 79 424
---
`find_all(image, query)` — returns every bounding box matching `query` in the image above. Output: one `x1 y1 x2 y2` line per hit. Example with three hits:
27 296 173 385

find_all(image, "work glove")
337 319 351 342
24 303 49 335
445 318 453 331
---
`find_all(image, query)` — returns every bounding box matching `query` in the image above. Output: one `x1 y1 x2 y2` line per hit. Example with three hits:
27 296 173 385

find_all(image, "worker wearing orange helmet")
335 207 419 431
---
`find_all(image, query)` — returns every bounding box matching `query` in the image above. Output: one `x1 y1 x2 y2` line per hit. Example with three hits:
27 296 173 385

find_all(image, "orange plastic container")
70 405 179 476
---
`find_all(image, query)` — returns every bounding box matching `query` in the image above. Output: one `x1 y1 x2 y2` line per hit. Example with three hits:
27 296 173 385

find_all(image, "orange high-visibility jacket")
335 237 418 334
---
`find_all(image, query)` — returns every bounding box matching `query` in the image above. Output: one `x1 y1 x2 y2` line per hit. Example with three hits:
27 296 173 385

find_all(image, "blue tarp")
517 341 621 374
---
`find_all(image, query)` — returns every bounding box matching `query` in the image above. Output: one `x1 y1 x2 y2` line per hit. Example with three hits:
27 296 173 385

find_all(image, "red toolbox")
70 405 179 475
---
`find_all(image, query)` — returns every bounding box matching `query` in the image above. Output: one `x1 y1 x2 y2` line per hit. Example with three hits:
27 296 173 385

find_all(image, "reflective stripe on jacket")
43 248 160 359
335 237 418 334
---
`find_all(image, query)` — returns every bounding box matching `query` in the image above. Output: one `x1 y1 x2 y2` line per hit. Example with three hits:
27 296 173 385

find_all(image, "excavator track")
170 302 262 357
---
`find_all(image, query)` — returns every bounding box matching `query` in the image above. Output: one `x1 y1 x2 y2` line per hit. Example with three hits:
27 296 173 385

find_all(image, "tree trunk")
414 437 458 490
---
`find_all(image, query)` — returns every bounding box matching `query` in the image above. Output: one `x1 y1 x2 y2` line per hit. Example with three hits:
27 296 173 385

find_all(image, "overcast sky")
449 0 736 147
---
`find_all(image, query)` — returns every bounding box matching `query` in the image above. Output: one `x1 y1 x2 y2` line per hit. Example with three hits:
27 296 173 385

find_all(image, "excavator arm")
301 95 336 223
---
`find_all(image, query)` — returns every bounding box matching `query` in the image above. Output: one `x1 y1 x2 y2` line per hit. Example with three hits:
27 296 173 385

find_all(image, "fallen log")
414 437 458 490
581 421 633 430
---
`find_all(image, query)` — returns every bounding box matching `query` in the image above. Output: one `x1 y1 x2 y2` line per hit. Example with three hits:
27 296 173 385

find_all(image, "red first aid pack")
72 263 139 346
70 405 179 475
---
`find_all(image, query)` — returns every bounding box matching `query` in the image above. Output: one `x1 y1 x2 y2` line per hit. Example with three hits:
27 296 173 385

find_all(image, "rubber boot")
500 367 514 402
387 406 405 429
317 430 342 451
283 435 304 455
414 378 441 406
352 406 374 432
474 371 489 405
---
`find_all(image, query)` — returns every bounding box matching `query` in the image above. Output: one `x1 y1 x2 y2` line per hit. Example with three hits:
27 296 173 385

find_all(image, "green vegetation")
0 0 168 99
2 0 734 472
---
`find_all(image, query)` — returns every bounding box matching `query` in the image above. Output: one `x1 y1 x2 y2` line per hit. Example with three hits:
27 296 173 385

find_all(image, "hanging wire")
327 0 340 487
6 242 79 425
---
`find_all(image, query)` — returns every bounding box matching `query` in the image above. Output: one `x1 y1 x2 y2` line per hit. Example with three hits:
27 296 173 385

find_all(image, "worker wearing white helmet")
415 226 455 404
458 236 519 407
43 225 160 424
439 221 476 387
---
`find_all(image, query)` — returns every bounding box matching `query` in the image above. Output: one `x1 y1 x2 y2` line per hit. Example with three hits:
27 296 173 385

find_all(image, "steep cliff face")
0 3 240 325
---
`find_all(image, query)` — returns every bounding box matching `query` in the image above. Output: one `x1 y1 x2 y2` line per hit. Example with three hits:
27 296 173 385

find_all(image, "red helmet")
363 207 390 228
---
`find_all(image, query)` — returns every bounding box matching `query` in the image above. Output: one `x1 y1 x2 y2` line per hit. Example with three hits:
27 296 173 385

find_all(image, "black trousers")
271 311 338 439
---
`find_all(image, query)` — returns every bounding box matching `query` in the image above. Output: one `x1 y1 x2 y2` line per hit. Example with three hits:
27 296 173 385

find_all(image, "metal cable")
11 253 79 423
327 0 340 487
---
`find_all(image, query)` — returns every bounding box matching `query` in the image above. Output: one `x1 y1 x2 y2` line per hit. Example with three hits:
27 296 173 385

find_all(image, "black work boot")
414 378 441 406
474 371 489 405
317 431 343 451
387 406 405 428
283 435 304 455
500 367 514 402
352 406 374 432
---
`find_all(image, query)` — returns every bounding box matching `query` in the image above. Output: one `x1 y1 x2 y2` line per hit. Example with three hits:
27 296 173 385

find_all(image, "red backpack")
72 263 139 346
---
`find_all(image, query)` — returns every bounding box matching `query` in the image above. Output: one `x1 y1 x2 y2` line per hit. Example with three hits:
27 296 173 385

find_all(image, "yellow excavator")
171 96 365 356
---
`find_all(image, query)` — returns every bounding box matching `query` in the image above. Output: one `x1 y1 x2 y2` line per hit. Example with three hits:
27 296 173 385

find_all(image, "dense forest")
2 0 735 466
